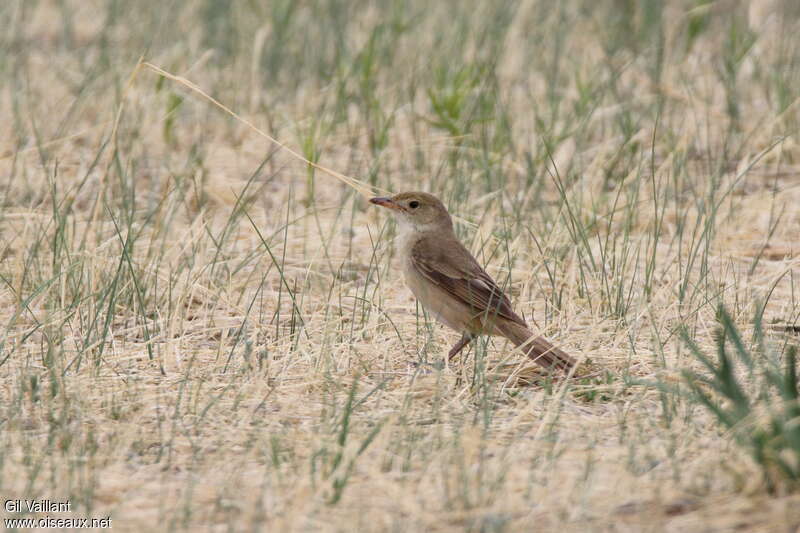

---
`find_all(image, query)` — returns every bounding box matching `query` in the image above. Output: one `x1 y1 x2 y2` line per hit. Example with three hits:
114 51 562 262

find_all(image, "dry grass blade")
143 61 382 199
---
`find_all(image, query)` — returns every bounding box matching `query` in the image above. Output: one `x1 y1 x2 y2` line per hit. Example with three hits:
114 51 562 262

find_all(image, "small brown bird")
370 191 575 372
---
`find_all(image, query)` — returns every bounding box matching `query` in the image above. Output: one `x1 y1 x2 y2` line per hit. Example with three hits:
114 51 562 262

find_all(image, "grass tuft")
683 305 800 493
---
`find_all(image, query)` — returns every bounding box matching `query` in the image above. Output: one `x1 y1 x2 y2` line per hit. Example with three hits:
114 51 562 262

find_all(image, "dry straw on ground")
1 1 800 531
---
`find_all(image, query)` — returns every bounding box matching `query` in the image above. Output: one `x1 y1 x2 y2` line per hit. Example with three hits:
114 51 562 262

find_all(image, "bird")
370 191 576 372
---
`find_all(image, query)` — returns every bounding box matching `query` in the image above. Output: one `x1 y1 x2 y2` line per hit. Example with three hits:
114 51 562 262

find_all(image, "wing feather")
410 237 525 325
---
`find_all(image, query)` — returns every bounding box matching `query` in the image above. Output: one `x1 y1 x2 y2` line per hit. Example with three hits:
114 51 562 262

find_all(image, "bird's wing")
410 236 525 325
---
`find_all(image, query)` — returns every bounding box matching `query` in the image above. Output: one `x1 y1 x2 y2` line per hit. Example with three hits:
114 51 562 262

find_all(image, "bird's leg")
448 333 474 361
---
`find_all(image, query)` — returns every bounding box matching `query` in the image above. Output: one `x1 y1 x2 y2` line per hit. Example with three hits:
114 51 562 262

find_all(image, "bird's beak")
370 197 402 211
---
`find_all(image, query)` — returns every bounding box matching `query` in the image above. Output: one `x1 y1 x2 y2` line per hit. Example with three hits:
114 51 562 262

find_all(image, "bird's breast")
401 255 481 334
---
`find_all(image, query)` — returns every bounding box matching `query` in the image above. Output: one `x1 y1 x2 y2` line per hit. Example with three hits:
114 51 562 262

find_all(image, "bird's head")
370 191 453 233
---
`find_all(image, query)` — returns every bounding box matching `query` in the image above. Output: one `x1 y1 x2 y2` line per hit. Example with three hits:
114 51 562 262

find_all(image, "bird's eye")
409 201 420 209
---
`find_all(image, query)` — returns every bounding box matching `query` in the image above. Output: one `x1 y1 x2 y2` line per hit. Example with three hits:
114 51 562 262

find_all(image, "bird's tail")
497 322 576 372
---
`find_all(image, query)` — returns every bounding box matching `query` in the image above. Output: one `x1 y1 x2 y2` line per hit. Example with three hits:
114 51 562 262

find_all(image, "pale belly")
397 225 493 335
